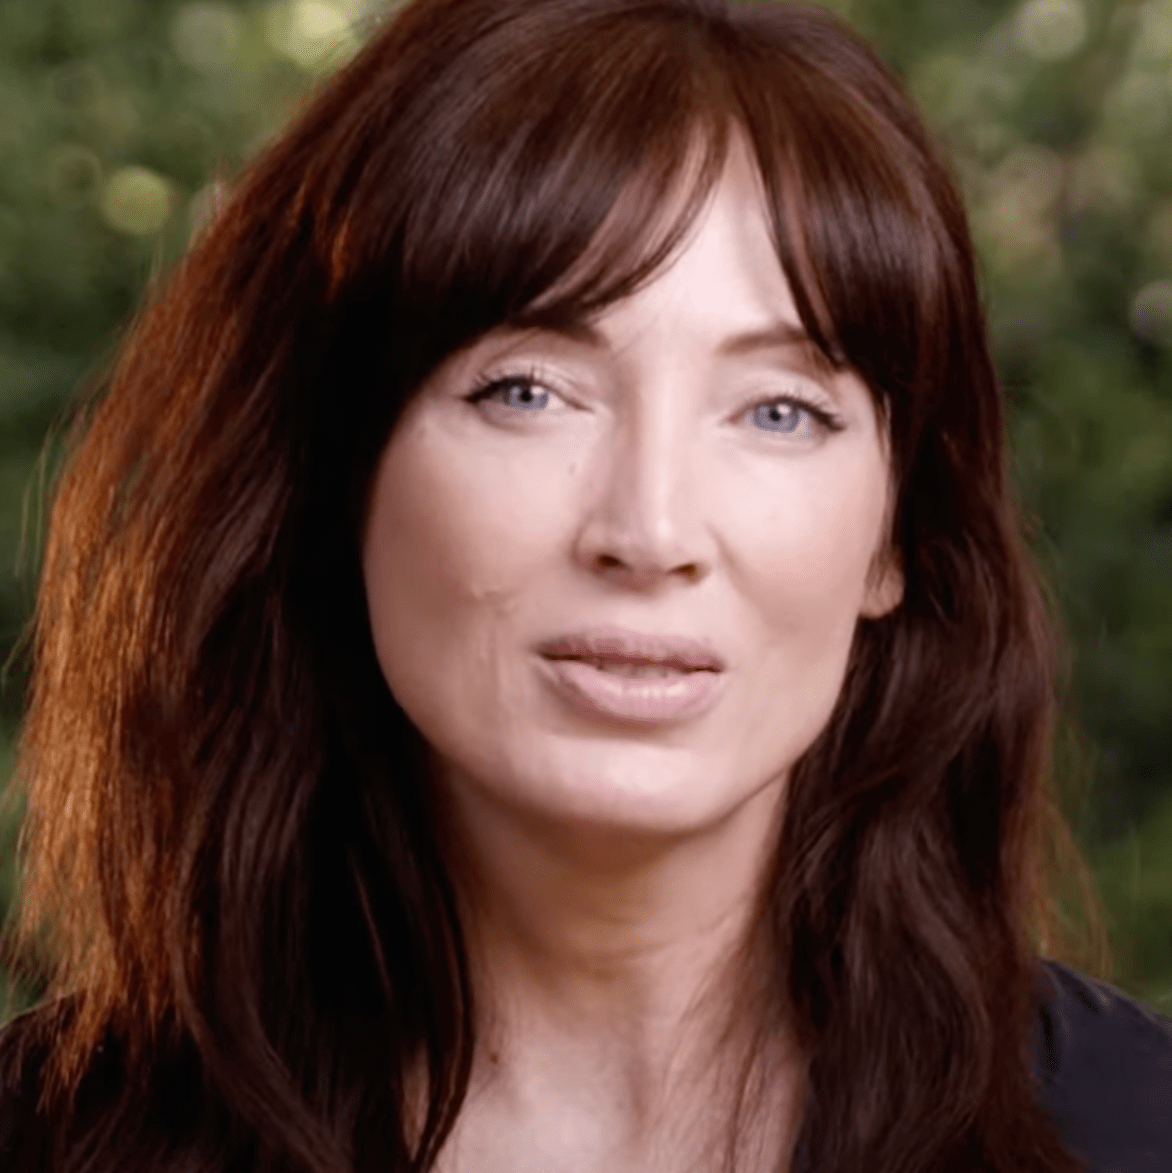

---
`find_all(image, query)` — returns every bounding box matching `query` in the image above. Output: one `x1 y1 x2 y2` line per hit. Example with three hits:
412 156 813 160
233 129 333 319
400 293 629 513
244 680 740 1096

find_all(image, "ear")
859 546 903 619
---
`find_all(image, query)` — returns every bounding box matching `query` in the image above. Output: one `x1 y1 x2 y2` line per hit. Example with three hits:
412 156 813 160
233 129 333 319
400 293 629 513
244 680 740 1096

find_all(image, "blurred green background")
0 0 1169 1018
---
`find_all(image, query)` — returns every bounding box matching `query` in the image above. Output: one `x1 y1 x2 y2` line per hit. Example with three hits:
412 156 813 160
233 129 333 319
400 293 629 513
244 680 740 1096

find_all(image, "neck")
433 767 800 1168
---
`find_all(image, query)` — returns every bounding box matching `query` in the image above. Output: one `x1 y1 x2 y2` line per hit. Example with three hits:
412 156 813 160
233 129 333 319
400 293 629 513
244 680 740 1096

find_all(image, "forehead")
637 138 795 316
509 139 838 374
518 130 793 327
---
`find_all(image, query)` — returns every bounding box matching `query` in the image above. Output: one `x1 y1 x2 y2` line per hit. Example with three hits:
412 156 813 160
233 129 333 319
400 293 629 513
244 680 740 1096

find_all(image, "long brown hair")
4 2 1084 1170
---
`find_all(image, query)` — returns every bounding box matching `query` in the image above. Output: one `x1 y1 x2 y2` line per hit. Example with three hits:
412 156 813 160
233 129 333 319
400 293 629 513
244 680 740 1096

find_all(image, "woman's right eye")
467 376 554 413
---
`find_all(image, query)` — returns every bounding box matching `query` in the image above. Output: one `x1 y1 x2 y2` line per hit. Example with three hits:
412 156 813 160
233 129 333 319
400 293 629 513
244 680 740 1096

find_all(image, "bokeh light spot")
982 144 1065 271
100 166 173 237
265 1 358 72
1130 280 1172 345
172 3 242 73
1015 0 1087 60
188 180 230 240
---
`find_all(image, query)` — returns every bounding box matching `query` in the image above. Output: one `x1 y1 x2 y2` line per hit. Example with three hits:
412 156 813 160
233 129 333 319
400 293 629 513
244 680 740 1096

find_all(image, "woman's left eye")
748 398 841 438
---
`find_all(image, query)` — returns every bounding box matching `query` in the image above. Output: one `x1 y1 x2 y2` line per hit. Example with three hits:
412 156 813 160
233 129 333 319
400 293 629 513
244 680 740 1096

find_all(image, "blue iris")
491 379 549 411
752 401 804 433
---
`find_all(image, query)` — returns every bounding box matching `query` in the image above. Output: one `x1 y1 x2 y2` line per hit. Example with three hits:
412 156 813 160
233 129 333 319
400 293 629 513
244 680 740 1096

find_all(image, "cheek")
360 422 575 731
712 447 891 753
723 452 890 627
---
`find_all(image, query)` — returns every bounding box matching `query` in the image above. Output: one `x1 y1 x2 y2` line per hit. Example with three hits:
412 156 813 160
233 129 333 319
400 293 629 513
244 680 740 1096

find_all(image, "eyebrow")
717 322 815 356
506 314 835 373
722 322 841 377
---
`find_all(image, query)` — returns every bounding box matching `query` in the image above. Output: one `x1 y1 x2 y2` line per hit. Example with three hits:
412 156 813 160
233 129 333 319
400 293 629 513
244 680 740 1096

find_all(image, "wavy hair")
4 1 1085 1171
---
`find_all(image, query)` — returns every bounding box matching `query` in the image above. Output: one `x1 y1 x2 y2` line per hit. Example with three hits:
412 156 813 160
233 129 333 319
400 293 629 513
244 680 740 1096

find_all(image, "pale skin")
362 140 903 1172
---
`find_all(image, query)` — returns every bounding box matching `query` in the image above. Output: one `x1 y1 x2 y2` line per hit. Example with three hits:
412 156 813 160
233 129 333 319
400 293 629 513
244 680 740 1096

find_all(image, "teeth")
586 659 683 678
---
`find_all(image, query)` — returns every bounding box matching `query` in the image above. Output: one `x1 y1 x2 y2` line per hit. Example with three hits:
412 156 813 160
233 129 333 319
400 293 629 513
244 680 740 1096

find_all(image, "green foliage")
847 0 1172 993
1096 787 1172 1009
0 0 344 727
0 743 33 1021
0 0 1168 1006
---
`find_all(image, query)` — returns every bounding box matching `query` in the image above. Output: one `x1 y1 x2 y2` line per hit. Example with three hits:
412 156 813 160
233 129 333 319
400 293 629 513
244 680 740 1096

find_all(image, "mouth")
535 628 725 724
536 629 725 674
556 659 701 679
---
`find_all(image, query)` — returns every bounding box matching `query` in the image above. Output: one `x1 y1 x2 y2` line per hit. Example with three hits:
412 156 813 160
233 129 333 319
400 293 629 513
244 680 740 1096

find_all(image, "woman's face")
363 145 901 839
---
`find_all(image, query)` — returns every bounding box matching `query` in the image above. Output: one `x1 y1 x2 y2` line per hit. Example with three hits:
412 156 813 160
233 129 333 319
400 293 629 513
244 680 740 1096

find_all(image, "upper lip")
537 627 725 672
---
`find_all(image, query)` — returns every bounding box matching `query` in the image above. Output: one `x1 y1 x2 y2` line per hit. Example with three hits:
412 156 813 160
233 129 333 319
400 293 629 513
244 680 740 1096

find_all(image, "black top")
1 961 1169 1171
1035 962 1172 1172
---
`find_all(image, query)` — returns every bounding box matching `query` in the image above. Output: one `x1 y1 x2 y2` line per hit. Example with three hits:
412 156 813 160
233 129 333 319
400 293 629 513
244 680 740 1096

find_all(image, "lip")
538 628 726 671
536 627 726 724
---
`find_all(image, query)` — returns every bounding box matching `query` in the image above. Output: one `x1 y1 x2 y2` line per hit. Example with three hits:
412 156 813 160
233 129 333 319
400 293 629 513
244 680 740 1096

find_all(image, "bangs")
319 0 737 387
725 6 981 439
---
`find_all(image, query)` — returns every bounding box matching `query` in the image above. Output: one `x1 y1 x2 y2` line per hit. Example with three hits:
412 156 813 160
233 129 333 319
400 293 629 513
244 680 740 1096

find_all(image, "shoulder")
1036 960 1172 1173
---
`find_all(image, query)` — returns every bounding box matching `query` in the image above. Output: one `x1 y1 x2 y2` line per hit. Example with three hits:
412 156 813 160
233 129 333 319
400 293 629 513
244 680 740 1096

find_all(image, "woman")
0 0 1168 1170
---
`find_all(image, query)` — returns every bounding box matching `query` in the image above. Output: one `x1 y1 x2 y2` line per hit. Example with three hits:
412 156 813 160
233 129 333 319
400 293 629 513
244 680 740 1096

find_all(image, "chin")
462 735 780 841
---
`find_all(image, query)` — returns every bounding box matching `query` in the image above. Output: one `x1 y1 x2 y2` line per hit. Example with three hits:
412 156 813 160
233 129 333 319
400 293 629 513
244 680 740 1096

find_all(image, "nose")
572 405 714 588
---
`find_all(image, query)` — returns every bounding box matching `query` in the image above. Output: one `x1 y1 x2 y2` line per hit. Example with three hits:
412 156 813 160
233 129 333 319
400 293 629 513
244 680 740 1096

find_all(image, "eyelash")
750 394 845 436
465 372 845 436
465 371 559 410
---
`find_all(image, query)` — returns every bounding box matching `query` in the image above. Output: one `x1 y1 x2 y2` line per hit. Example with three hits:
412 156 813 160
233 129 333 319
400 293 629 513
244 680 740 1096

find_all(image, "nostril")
593 551 704 582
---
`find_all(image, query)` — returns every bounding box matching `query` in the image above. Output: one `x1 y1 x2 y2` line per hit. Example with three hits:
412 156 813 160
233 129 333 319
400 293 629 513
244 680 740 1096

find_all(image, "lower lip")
539 657 724 724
